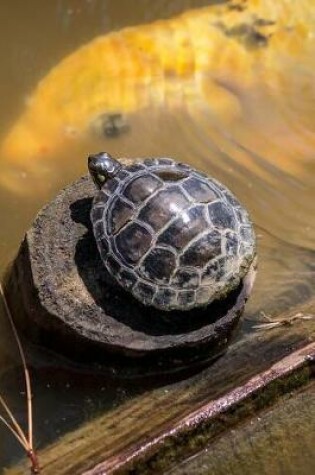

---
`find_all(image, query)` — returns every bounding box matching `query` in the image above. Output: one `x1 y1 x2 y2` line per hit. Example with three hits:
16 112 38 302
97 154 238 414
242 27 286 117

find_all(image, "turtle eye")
97 173 106 184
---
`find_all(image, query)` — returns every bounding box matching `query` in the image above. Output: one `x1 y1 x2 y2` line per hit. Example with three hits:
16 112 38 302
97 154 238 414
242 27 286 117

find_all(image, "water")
0 0 314 471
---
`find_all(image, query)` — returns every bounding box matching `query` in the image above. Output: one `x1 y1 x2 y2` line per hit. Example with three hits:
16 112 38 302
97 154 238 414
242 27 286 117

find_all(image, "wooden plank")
169 382 315 475
6 310 314 474
86 342 314 475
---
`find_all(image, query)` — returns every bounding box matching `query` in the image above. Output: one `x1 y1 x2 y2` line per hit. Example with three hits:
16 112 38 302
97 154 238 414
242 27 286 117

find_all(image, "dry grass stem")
0 394 29 447
0 282 39 473
253 310 314 330
0 415 28 451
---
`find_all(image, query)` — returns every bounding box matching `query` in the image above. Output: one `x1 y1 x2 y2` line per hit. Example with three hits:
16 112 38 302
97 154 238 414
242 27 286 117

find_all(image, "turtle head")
88 152 122 189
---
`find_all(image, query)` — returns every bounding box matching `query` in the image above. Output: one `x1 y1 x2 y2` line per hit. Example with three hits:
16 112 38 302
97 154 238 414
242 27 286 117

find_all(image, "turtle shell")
91 158 256 311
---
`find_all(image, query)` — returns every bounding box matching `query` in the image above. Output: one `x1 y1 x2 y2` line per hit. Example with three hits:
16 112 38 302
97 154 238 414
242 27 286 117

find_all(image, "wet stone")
208 201 236 230
157 205 209 250
172 268 200 289
138 186 190 231
180 230 222 267
123 174 162 204
115 223 152 264
182 176 218 203
142 247 177 284
108 197 134 234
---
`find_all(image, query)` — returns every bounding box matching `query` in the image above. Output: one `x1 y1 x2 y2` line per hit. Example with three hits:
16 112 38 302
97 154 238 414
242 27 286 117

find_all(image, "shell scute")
115 222 152 265
102 177 120 194
203 256 227 282
118 269 137 290
177 290 195 307
172 268 200 289
240 225 254 241
182 176 218 203
157 204 209 250
126 163 145 173
180 230 221 267
196 287 211 305
224 230 239 256
141 247 177 284
108 196 134 234
133 282 155 306
138 186 190 231
94 220 105 239
153 288 177 309
123 174 162 204
224 190 241 207
106 255 121 275
91 205 104 223
99 236 109 256
208 201 237 230
93 190 110 207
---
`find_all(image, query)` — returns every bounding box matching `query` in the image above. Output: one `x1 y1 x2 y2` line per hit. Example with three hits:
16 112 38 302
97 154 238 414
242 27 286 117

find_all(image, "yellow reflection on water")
0 0 314 257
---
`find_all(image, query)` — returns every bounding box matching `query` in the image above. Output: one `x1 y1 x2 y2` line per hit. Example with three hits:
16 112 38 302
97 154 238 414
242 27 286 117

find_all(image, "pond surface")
0 0 314 472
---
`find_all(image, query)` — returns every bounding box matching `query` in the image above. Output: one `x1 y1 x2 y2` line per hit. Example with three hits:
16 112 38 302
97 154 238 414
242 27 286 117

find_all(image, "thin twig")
0 282 39 473
0 283 33 449
0 415 29 451
0 394 29 447
253 310 314 331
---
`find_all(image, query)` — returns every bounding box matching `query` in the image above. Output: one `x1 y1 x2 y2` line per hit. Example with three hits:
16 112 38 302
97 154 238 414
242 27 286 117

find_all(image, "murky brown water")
0 0 314 471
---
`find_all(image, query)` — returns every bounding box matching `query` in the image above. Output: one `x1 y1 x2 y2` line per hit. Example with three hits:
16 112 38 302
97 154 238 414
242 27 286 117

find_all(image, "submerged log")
5 170 254 371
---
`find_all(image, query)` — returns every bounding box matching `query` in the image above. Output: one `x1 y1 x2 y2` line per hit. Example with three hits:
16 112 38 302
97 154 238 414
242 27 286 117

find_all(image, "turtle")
88 152 256 311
